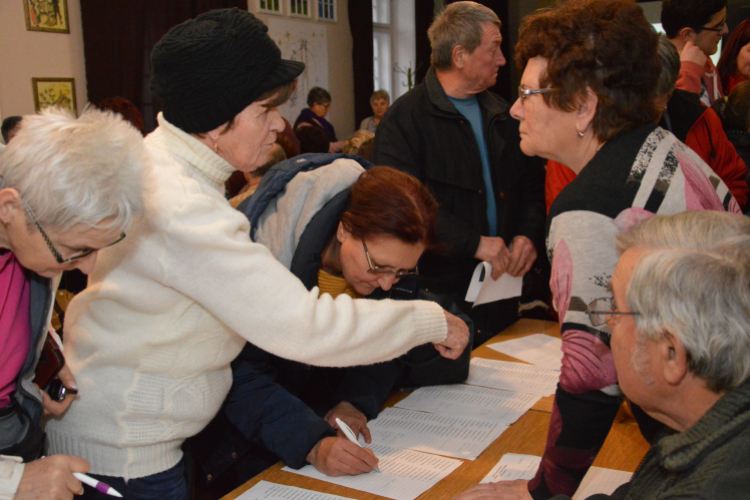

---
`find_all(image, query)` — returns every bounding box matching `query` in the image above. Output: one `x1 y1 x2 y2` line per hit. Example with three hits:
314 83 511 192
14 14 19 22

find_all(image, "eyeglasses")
586 297 640 327
518 86 554 102
23 203 126 264
698 19 727 33
362 240 418 278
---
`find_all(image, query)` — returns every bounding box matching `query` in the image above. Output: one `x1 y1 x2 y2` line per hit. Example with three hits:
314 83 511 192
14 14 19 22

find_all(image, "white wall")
0 0 87 124
252 1 356 137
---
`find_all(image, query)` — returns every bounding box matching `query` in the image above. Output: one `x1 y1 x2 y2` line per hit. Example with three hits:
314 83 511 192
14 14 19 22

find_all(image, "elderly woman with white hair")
0 108 145 500
45 9 468 499
457 211 750 500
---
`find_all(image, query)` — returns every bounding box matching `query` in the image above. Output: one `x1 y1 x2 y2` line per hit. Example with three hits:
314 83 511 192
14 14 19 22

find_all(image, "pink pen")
73 473 123 497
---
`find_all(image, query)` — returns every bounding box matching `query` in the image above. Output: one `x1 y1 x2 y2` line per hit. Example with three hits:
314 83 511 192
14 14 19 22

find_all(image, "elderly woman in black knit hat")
44 9 469 500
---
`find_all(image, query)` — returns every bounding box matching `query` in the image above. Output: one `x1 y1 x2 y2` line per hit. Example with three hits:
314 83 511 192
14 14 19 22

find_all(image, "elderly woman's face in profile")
510 56 579 163
218 97 285 173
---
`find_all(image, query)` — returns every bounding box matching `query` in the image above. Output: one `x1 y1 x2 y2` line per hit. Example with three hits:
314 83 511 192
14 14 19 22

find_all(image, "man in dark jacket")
372 2 546 345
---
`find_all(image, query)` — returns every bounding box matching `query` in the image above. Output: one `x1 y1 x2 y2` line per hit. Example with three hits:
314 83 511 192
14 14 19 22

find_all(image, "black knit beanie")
150 8 305 134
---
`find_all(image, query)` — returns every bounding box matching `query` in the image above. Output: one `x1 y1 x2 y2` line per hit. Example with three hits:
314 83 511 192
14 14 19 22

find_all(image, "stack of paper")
487 334 563 371
466 358 559 396
366 407 508 460
283 444 463 500
236 481 355 500
394 384 541 424
480 454 632 499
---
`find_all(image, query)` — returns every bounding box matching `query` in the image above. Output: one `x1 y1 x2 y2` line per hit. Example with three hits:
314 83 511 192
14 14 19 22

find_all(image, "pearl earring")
577 131 584 138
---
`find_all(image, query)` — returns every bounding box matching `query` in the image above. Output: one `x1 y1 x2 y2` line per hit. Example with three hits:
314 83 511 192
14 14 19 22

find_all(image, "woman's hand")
40 365 78 416
306 437 379 476
15 455 90 500
325 401 372 443
454 480 533 500
435 311 470 360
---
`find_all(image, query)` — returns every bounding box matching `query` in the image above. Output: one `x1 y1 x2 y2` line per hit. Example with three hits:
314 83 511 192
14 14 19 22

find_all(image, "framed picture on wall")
24 0 70 34
32 78 77 115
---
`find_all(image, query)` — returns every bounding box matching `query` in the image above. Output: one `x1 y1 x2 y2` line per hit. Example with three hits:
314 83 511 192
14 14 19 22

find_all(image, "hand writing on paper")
454 479 532 500
16 455 90 500
506 236 537 277
306 437 379 477
39 365 78 416
435 311 470 360
325 401 372 443
475 236 512 279
680 40 707 67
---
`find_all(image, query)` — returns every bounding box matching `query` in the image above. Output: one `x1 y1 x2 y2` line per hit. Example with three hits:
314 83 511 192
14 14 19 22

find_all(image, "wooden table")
222 319 650 500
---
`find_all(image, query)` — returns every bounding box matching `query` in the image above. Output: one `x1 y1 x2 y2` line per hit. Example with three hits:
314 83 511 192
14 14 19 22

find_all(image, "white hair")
627 241 750 392
615 211 750 255
616 212 750 392
0 107 145 232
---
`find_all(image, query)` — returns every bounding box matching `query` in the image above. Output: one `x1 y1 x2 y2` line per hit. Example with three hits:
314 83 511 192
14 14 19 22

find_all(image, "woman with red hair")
718 19 750 93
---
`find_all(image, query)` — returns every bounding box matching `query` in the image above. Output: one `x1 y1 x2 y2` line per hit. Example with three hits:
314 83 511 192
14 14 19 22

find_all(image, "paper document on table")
465 262 523 306
466 358 559 396
487 334 563 371
235 481 355 500
283 444 462 500
572 467 632 500
367 407 508 460
394 384 540 424
480 454 541 483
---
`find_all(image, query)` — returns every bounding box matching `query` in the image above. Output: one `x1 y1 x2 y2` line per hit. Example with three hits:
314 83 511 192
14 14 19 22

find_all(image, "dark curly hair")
718 19 750 92
515 0 660 143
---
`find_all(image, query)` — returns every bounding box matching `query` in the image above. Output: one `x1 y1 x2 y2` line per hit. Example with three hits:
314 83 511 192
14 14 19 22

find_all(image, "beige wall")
253 2 355 137
0 0 87 126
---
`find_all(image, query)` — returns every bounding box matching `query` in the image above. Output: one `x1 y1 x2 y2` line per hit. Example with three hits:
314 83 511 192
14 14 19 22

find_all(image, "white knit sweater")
45 114 447 480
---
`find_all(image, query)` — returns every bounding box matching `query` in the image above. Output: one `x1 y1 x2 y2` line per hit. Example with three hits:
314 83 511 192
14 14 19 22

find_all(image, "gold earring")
577 131 584 138
214 140 219 154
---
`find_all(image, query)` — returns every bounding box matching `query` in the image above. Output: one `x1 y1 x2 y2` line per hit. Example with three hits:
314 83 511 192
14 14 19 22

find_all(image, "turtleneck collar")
156 113 236 191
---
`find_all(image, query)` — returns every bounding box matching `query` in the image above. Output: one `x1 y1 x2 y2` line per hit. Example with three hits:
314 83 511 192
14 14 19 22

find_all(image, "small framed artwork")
32 78 77 115
316 0 336 22
24 0 70 34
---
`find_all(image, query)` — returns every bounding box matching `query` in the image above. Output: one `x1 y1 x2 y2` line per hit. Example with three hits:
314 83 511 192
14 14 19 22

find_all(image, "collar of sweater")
424 67 509 120
156 113 236 191
657 379 750 473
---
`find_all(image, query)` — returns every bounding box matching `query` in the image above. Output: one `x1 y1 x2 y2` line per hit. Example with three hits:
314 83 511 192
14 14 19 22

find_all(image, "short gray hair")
627 241 750 392
0 107 145 232
615 211 750 255
656 35 681 98
370 90 390 105
615 211 750 392
428 1 501 71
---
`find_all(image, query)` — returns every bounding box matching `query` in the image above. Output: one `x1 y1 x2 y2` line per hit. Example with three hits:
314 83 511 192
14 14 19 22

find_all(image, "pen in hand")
73 473 123 497
335 417 381 473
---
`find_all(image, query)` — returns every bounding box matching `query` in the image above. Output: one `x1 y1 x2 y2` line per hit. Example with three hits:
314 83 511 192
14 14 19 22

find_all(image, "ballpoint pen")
335 417 382 473
73 473 123 498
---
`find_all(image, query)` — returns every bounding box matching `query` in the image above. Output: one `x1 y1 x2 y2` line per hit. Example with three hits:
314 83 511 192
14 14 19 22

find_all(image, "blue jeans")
79 458 189 500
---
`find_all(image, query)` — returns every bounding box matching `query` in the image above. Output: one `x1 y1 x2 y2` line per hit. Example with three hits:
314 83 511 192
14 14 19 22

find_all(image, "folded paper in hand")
465 262 523 307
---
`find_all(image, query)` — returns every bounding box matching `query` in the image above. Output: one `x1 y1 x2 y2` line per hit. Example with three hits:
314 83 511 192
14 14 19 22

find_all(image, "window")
372 0 415 101
289 0 311 18
258 0 282 15
317 0 336 21
372 0 391 96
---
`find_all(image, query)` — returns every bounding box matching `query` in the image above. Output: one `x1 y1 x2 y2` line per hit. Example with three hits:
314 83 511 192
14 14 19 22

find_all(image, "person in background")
359 90 390 133
508 0 740 497
228 143 286 208
717 19 750 94
455 211 750 500
294 87 344 153
545 35 749 213
1 116 22 145
661 0 728 106
373 1 546 346
196 163 474 493
45 10 468 499
714 81 750 196
96 97 146 136
0 108 145 500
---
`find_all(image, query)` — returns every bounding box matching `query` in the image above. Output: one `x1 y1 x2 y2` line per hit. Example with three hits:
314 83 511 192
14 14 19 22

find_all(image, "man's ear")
679 27 696 43
660 329 689 386
575 87 598 135
0 188 21 225
452 45 466 70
